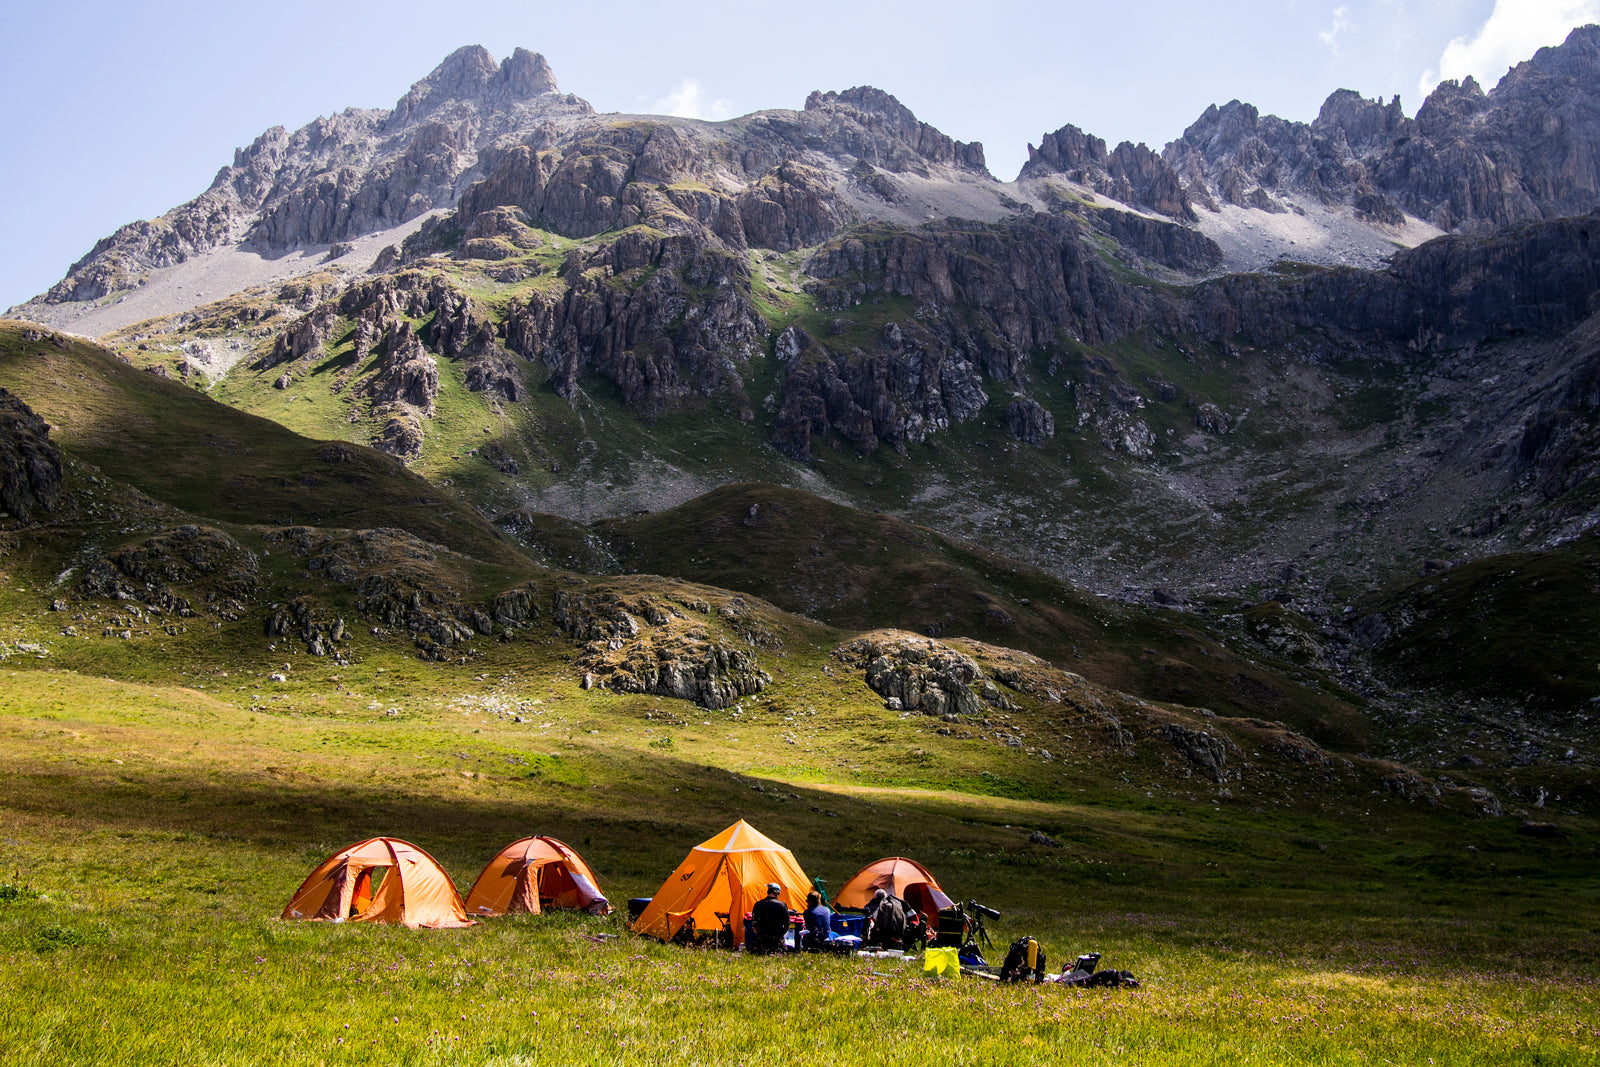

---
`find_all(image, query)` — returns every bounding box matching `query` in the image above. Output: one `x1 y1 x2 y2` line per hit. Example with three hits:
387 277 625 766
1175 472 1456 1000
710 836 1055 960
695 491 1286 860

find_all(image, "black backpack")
868 896 907 947
999 936 1047 982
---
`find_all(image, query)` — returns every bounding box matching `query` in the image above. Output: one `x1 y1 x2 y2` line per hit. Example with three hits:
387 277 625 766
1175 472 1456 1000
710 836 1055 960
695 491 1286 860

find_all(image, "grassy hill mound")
0 321 527 568
1344 534 1600 811
1364 533 1600 714
595 482 1372 750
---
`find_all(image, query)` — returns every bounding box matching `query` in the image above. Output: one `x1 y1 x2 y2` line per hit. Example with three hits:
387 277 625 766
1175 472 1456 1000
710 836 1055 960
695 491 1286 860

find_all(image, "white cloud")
1319 6 1355 54
650 79 732 121
1419 0 1600 97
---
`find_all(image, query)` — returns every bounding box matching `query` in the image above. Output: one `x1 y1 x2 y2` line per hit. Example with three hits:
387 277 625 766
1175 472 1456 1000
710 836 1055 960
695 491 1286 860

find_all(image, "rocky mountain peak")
401 44 499 111
803 86 987 175
1021 122 1108 172
1162 26 1600 236
1313 89 1408 155
390 44 564 127
1514 22 1600 81
1019 122 1194 221
805 85 913 122
500 47 559 98
1191 99 1261 152
1414 75 1487 138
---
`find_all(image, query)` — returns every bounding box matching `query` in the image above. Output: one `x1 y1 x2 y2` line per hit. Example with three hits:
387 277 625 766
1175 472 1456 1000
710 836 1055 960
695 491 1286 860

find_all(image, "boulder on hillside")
0 388 63 524
78 525 260 618
835 632 990 717
553 585 771 708
1004 396 1056 445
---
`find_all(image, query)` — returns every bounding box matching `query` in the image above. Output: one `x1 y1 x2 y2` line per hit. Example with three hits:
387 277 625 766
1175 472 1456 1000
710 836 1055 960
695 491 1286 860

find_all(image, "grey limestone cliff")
1163 25 1600 233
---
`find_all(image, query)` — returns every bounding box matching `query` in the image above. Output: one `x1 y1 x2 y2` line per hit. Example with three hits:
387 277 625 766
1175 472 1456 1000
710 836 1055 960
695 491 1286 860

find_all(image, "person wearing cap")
750 882 792 954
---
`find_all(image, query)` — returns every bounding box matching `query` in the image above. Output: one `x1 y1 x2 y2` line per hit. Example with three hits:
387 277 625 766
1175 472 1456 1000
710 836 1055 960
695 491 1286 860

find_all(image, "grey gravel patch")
10 212 443 339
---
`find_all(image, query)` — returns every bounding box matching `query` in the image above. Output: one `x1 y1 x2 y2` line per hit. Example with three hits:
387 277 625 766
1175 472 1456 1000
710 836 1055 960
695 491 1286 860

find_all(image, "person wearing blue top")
801 890 832 950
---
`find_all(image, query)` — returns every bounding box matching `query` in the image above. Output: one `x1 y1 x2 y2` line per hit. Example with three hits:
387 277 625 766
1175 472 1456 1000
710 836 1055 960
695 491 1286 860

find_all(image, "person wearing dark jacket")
750 882 792 954
866 890 907 949
863 888 887 925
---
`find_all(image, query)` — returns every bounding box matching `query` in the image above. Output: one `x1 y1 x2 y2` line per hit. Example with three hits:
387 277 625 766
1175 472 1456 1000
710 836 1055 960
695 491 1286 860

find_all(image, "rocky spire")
1312 89 1409 155
801 86 988 175
498 47 559 98
390 45 562 127
1021 123 1195 221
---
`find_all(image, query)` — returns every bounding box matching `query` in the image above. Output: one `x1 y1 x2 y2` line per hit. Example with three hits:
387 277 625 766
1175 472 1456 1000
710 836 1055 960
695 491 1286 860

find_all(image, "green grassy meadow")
1 658 1596 1065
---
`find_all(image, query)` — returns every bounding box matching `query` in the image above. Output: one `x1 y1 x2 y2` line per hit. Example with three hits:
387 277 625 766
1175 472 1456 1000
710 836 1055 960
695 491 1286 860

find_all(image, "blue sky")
2 0 1596 309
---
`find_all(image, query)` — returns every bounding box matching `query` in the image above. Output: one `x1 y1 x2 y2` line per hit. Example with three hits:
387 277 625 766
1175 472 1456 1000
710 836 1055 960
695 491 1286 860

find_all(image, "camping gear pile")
279 820 1138 986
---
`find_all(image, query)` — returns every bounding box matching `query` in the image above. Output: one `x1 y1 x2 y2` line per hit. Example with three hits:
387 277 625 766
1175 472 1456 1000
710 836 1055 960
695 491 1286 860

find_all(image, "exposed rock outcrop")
78 525 260 619
805 214 1172 350
1510 309 1600 502
265 596 349 659
460 205 544 260
553 586 770 708
736 161 858 251
363 321 439 412
256 305 339 371
0 388 64 523
1164 26 1600 233
1004 396 1055 445
1022 123 1196 221
502 241 767 414
1075 206 1223 273
836 632 990 717
771 322 990 460
264 526 491 657
1188 211 1600 350
455 123 858 254
1160 722 1241 782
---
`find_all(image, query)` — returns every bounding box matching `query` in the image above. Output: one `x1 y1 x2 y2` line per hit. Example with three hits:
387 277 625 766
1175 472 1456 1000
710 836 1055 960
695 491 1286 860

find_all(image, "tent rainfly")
281 837 475 929
632 819 812 947
464 836 612 917
835 856 956 925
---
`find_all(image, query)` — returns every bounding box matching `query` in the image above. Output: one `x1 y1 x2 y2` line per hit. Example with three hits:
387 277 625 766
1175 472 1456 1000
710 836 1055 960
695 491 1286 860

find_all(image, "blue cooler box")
830 913 865 938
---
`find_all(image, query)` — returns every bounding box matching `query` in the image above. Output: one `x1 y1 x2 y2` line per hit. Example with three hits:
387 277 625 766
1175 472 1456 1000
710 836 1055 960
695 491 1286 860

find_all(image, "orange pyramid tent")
835 856 955 925
281 837 475 929
464 836 612 917
632 819 812 947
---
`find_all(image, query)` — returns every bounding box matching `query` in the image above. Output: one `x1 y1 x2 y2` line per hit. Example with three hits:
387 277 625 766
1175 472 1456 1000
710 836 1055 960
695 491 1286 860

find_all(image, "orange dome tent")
632 819 812 947
835 856 955 925
464 836 612 917
281 837 475 929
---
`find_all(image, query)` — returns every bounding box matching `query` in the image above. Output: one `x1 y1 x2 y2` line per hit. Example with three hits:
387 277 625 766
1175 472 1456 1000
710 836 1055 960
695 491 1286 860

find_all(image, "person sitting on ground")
801 890 832 950
862 888 886 944
866 889 907 949
750 882 792 954
863 887 887 927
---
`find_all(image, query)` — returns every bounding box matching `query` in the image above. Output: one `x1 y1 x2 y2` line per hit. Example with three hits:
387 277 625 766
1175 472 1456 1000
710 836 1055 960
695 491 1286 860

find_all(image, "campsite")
1 654 1595 1064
